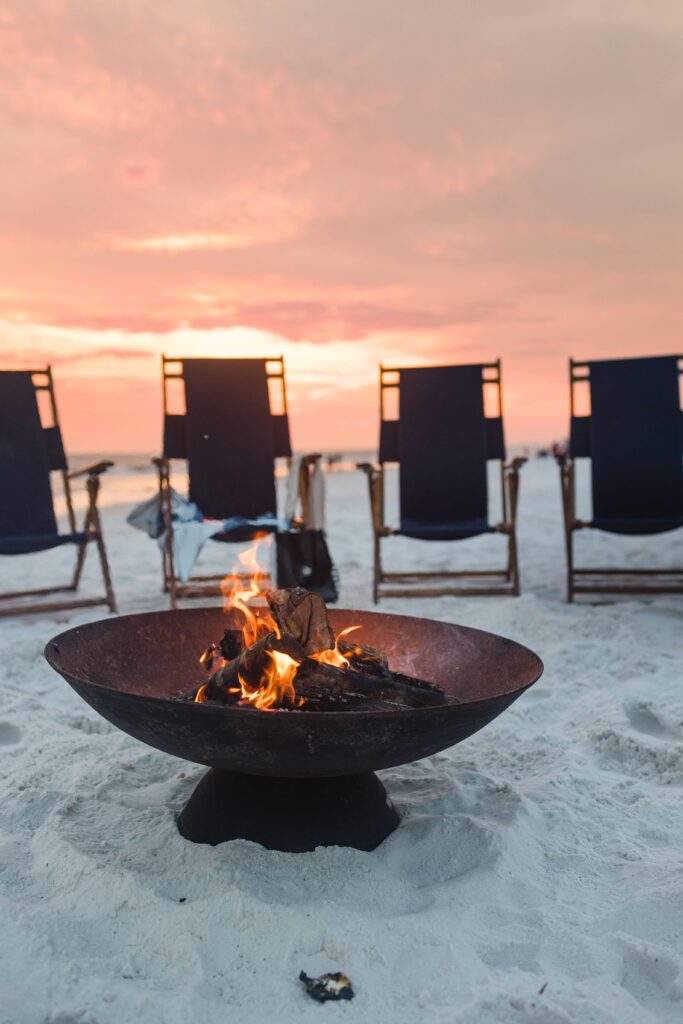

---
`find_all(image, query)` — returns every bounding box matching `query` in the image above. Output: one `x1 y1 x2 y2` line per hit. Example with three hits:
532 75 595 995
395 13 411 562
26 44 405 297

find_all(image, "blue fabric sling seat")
384 364 499 540
0 372 86 556
0 533 88 556
163 358 292 543
570 355 683 536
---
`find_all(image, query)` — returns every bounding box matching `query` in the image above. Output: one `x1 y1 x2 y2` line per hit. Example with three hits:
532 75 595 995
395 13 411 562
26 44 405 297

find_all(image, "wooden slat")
574 567 683 576
0 596 109 618
379 585 516 598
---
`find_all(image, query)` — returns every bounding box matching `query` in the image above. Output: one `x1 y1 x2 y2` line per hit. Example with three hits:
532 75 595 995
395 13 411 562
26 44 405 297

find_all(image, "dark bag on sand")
275 529 339 604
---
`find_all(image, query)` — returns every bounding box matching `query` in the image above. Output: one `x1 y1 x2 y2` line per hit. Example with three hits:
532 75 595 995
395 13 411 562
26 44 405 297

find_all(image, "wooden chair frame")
558 356 683 602
359 360 525 602
0 367 117 618
156 355 291 608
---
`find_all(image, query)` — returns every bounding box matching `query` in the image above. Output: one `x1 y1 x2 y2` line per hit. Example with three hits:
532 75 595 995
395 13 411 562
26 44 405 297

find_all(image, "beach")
1 459 682 1024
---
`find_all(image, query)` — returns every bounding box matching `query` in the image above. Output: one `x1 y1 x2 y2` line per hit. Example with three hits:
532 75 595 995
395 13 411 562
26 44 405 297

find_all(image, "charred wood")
294 659 457 709
338 639 389 676
179 631 305 703
219 628 243 662
266 588 335 655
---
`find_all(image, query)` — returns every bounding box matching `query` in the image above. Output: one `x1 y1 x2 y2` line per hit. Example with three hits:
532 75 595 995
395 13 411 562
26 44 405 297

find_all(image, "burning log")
178 582 459 712
337 638 388 676
293 659 456 709
219 628 243 662
267 587 335 655
193 632 305 705
266 587 392 674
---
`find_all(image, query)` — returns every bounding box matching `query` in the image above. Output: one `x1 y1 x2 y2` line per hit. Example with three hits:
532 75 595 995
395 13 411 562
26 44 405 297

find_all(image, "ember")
299 971 354 1003
180 541 456 713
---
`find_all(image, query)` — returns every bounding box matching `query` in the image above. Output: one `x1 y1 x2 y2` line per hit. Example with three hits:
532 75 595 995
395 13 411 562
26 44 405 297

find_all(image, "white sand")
1 460 683 1024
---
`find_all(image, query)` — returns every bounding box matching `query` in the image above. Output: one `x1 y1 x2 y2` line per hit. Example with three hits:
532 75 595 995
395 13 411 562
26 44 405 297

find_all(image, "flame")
195 537 361 710
220 535 277 647
199 643 225 673
310 625 361 669
239 649 301 710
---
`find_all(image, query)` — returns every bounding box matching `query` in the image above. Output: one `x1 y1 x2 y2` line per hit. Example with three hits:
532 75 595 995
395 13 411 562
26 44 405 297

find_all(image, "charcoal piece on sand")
299 971 354 1003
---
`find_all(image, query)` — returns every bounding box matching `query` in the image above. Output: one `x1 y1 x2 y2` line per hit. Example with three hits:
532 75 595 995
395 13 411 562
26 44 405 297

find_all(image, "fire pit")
45 606 542 851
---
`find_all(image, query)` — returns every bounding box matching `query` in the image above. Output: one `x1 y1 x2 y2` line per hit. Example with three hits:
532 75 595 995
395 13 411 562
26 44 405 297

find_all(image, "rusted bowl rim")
44 607 544 719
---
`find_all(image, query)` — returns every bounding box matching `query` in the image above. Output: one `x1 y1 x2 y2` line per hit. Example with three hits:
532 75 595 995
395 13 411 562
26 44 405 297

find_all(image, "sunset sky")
1 1 681 453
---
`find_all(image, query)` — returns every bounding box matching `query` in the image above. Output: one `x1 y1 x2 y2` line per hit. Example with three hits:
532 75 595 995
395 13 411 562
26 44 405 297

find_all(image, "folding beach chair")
0 368 116 617
156 356 293 607
359 361 525 601
558 354 683 601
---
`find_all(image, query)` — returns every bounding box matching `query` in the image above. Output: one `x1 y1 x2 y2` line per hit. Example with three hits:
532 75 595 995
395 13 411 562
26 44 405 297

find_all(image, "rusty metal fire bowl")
45 607 543 852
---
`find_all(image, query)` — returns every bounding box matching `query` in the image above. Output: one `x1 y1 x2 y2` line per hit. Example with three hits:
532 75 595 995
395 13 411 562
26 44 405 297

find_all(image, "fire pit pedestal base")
177 769 400 852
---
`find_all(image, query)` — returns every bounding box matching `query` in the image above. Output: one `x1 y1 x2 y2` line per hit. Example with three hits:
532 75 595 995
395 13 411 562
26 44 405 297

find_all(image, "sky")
0 0 681 453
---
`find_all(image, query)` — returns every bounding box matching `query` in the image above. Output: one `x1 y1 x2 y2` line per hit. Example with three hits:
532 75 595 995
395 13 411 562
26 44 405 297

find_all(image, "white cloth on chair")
127 490 289 584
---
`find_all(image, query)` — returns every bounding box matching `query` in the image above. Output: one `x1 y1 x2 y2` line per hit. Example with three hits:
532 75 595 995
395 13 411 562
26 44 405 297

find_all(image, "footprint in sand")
0 721 22 746
619 939 683 1019
592 726 683 785
624 700 682 740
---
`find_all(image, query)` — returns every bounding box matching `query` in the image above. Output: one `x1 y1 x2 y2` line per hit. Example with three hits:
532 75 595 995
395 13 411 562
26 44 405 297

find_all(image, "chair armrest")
68 460 113 480
300 452 322 466
504 457 527 473
151 456 170 469
357 461 380 479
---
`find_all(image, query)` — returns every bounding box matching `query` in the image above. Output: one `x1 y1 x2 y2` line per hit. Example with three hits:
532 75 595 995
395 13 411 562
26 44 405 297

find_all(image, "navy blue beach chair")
359 361 525 601
0 367 116 617
559 354 683 600
156 356 293 606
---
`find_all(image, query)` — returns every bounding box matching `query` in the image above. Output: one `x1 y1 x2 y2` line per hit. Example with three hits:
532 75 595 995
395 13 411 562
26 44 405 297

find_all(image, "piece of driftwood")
267 587 335 655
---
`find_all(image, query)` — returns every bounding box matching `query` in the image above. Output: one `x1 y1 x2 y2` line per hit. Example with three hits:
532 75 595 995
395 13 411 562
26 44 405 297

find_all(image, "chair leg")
505 458 523 596
509 528 521 596
71 496 96 590
86 477 117 613
164 528 179 609
157 462 178 608
558 458 575 603
71 541 88 590
95 530 117 613
373 531 381 604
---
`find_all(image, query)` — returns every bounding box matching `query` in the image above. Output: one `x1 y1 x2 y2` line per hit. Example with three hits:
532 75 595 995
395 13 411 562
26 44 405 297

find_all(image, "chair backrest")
569 355 683 532
162 357 292 520
378 362 506 533
0 369 70 540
